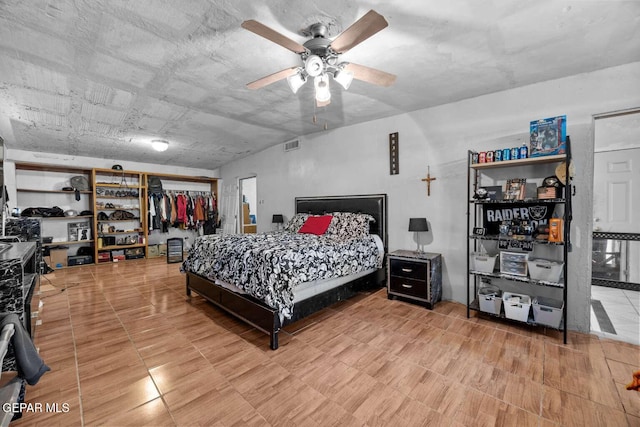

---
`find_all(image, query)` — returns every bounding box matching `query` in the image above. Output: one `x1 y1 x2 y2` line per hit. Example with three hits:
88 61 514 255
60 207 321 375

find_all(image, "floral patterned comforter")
181 231 383 318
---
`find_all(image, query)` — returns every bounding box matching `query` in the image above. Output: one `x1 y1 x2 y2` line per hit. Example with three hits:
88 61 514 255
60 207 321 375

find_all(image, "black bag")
77 246 92 256
109 210 135 220
147 176 163 195
21 206 65 217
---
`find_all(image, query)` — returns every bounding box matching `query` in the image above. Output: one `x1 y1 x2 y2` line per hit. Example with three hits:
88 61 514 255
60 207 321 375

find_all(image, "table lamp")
272 214 284 231
408 217 429 252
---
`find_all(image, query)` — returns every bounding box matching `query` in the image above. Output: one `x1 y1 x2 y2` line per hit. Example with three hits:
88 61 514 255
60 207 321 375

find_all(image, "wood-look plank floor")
10 258 640 426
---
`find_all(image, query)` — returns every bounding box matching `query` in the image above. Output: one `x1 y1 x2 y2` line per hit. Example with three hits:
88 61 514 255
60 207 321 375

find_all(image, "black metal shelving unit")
466 137 572 344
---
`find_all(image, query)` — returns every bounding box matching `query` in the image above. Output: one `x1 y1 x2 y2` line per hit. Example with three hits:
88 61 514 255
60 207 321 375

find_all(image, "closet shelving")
14 164 218 266
15 163 94 248
143 172 218 244
92 168 147 263
466 137 572 343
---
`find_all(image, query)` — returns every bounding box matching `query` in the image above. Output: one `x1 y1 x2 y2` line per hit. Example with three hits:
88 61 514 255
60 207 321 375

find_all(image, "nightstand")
387 250 442 309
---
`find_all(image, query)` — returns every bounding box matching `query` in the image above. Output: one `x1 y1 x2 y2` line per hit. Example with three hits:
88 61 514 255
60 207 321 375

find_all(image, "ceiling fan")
242 10 396 107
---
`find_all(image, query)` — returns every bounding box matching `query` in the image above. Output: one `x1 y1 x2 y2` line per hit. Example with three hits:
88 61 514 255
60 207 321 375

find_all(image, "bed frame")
186 194 388 349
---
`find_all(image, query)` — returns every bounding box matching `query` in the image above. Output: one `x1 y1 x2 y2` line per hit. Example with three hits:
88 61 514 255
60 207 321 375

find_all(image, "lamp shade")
314 74 331 103
286 71 306 94
408 217 429 232
272 214 284 224
333 69 354 90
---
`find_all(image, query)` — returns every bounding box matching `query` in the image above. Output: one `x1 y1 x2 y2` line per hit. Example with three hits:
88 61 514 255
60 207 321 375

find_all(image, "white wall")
220 61 640 332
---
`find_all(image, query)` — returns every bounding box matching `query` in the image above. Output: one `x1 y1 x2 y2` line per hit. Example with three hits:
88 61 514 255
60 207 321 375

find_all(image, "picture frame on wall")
68 221 90 242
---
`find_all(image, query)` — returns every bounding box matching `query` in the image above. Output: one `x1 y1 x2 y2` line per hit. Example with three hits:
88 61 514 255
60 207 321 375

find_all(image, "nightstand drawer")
389 276 428 299
389 259 427 280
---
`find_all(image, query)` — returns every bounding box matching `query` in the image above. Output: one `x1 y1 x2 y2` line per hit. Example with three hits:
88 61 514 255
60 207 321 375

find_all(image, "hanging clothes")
152 194 163 230
148 194 156 231
176 194 187 225
170 193 177 224
147 189 217 234
194 196 205 222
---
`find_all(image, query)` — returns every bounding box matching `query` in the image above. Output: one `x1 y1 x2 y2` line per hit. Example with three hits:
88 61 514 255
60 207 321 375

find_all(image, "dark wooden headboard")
295 194 388 251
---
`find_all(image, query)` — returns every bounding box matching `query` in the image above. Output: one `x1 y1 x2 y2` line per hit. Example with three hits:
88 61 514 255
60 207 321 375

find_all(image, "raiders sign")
482 202 554 235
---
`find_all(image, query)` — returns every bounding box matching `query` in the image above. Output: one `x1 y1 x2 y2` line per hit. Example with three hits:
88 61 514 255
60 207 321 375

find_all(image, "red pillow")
298 215 333 235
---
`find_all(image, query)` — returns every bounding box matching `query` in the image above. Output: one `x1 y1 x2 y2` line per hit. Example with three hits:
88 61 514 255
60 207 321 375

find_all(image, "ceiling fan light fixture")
333 69 354 90
151 139 169 152
305 55 324 77
286 71 307 94
314 74 331 103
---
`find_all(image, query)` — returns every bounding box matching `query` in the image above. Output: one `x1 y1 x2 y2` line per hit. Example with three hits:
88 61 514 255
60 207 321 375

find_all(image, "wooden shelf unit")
13 163 219 266
93 168 147 264
14 163 94 267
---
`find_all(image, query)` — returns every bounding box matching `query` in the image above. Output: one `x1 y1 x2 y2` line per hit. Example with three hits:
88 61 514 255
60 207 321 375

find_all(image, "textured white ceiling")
0 0 639 169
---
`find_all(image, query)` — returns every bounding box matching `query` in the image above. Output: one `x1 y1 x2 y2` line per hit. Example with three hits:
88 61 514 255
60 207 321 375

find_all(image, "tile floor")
591 286 640 346
5 258 640 426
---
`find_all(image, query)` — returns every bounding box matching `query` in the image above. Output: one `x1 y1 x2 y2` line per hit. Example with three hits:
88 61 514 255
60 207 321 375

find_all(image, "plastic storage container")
472 253 498 273
500 251 529 276
478 286 502 315
532 296 564 328
502 292 531 322
528 259 563 283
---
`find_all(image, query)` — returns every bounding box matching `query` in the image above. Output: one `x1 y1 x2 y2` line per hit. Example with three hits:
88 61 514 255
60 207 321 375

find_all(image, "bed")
182 194 388 349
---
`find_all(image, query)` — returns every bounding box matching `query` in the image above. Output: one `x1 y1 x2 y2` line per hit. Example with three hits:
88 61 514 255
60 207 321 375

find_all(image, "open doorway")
590 109 640 345
239 176 257 234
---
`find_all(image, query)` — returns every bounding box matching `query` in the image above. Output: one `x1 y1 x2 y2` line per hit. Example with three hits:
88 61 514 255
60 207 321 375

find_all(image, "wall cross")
421 166 437 196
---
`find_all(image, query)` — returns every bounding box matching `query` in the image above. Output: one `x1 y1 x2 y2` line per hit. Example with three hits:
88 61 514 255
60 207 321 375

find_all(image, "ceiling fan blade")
241 20 306 54
330 10 388 53
246 67 299 90
344 63 396 87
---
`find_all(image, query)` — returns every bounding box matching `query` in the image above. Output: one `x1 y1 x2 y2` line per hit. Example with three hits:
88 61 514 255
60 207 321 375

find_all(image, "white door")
593 148 640 233
592 148 640 283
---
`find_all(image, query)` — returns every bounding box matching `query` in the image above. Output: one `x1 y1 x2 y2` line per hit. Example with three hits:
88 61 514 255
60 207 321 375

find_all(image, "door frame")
238 175 257 234
591 108 640 291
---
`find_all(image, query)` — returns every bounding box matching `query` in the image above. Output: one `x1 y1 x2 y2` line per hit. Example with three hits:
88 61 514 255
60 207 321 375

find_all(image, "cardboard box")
529 115 567 157
158 244 167 256
50 248 68 269
148 245 160 258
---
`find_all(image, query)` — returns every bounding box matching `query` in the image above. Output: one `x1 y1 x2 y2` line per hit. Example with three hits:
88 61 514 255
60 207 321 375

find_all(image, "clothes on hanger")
148 190 217 233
